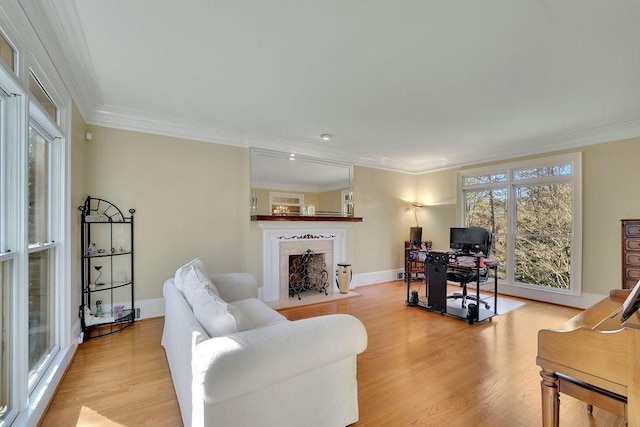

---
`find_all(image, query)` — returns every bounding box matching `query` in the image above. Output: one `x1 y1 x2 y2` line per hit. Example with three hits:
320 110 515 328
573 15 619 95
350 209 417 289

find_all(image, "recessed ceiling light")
289 153 296 160
320 133 332 141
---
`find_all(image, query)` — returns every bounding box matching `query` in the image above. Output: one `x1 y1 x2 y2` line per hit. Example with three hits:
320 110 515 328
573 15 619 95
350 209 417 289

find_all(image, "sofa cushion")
180 266 252 336
174 258 220 298
193 296 240 338
229 298 288 328
181 264 221 308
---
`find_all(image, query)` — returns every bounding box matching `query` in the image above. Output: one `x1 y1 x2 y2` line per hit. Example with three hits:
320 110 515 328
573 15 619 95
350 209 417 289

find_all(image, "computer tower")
426 251 448 312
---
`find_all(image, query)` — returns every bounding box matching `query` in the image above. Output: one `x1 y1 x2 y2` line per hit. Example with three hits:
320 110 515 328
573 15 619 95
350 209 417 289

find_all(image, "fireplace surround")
258 222 353 302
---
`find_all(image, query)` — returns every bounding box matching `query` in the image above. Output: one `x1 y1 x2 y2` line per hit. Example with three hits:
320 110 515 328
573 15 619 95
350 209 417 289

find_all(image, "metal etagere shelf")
79 196 135 341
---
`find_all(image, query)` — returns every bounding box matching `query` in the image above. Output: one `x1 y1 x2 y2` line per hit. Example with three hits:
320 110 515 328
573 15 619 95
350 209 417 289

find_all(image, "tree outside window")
460 156 578 291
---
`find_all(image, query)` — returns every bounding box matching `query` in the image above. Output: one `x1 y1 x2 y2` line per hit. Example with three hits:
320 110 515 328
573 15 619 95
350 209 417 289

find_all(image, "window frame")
457 153 583 299
26 116 60 393
0 15 73 424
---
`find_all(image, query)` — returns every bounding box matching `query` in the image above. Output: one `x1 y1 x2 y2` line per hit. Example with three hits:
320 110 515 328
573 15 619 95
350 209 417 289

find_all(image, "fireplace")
258 222 353 302
288 250 329 299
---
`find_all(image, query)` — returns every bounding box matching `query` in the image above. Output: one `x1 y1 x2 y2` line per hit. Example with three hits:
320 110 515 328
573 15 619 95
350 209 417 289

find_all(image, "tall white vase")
336 263 352 294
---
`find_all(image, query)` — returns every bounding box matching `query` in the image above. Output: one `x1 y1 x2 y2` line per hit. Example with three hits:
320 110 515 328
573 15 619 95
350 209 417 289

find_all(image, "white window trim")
269 191 304 212
457 152 583 305
0 6 75 424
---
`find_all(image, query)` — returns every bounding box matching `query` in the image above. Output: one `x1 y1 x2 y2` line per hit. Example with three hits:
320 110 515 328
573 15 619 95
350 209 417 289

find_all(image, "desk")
406 250 499 324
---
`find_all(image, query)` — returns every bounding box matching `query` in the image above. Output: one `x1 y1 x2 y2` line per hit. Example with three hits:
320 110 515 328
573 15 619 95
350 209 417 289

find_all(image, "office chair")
446 226 493 310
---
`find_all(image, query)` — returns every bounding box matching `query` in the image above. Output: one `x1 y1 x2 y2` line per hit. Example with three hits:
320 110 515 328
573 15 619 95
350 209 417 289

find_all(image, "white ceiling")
23 0 640 173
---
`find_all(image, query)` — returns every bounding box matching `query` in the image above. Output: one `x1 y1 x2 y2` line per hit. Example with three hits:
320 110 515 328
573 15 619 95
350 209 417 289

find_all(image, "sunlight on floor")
78 406 124 426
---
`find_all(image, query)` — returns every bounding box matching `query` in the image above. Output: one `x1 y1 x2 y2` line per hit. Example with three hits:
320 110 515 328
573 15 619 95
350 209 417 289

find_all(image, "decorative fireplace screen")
288 249 329 299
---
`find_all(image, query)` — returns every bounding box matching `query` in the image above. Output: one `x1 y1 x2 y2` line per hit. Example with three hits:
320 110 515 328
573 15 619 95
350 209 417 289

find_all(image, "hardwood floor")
40 281 625 426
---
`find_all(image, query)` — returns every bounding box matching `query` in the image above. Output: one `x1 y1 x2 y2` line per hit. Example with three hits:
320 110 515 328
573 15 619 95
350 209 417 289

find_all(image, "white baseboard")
136 297 165 319
495 282 606 309
351 269 404 288
350 268 603 309
129 273 602 318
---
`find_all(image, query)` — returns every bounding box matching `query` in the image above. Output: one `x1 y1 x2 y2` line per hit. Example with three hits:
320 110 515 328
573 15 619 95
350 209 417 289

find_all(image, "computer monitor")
449 227 492 256
409 227 422 246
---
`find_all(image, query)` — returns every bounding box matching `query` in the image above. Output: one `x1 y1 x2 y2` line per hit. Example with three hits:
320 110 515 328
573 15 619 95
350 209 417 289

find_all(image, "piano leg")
540 369 560 427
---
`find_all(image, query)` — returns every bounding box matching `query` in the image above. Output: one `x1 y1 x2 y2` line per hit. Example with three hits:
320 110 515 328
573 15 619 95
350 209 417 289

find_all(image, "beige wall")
352 166 417 273
581 137 640 294
418 137 640 298
73 118 640 305
82 125 251 301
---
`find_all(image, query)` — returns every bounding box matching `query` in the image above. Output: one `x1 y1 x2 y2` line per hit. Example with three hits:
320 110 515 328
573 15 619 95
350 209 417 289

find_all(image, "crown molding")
19 0 101 120
89 102 640 175
89 104 247 146
408 118 640 175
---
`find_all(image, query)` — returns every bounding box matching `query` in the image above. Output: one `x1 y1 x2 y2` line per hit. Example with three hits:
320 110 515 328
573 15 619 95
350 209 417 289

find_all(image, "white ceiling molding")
89 102 640 175
425 118 640 174
18 0 101 120
89 104 247 147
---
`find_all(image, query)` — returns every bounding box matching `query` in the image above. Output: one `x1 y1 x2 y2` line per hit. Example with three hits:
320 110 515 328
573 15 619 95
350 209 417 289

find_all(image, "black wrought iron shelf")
82 252 132 259
83 281 134 294
79 196 136 341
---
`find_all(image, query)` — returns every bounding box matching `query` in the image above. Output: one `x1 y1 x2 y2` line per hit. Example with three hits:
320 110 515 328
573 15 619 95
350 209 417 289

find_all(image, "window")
0 15 70 427
27 124 57 390
29 74 57 123
0 75 17 424
0 260 10 420
459 153 582 294
269 192 304 215
0 32 15 72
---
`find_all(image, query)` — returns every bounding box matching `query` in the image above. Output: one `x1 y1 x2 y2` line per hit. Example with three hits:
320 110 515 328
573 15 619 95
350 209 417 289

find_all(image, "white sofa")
161 263 368 427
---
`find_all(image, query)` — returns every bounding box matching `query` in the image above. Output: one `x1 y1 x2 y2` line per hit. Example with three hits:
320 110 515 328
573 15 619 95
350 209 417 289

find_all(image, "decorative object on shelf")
79 196 135 341
336 263 352 294
301 204 316 216
113 305 125 319
94 265 104 286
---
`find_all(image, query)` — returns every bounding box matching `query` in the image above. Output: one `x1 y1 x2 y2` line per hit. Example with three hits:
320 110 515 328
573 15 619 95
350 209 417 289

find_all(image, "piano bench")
558 374 626 419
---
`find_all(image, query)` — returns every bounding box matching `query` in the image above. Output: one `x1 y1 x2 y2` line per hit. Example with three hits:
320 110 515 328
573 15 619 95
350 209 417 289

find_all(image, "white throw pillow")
181 265 221 307
191 281 254 336
175 258 220 299
227 304 254 332
193 297 239 338
174 257 204 293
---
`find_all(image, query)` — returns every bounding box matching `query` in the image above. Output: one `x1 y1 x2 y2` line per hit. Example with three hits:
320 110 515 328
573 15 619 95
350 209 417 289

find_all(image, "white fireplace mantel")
258 221 353 302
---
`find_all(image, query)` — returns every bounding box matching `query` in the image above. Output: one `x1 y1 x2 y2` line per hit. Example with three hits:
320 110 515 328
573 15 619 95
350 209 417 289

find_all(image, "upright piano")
537 289 640 426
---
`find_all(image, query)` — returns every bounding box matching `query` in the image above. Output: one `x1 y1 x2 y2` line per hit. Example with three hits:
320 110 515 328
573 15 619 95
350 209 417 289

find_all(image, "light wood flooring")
40 281 625 426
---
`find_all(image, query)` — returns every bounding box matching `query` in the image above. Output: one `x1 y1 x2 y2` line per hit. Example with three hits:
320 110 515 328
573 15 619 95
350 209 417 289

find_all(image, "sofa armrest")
207 273 259 302
192 314 367 404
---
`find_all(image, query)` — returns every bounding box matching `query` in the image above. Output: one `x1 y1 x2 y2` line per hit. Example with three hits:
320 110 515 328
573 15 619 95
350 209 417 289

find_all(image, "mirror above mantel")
250 148 361 222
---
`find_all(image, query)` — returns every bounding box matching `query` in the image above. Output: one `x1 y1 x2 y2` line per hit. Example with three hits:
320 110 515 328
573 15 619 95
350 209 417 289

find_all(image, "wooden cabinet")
621 219 640 289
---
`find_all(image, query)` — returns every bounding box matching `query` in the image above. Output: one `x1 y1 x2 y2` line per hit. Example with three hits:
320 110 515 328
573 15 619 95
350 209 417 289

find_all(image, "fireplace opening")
288 249 329 300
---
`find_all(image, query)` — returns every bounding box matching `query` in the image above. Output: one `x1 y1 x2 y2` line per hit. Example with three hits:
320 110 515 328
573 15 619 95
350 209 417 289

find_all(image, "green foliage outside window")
463 164 573 289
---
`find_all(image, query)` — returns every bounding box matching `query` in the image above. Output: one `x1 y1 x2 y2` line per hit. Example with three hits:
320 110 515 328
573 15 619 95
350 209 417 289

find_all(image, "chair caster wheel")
467 303 477 324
